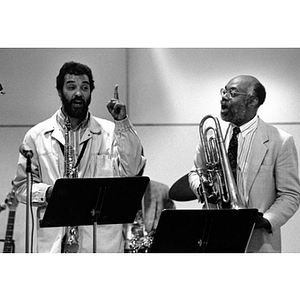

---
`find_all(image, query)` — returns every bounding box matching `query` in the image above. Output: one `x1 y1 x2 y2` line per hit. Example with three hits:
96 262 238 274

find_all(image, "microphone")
0 83 5 95
0 203 6 212
19 144 34 159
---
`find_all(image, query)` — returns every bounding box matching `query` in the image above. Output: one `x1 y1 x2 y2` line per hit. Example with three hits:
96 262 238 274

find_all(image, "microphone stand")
25 154 32 253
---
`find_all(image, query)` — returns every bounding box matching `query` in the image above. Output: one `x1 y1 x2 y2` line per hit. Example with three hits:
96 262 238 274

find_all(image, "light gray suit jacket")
189 117 300 252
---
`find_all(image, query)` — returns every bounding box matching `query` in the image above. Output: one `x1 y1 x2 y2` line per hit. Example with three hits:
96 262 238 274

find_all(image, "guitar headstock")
5 189 18 211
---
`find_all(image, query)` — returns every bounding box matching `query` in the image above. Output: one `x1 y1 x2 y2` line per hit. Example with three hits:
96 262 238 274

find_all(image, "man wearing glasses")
189 75 300 252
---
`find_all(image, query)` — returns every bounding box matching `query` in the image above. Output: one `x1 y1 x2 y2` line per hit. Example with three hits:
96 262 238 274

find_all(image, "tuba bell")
196 115 246 209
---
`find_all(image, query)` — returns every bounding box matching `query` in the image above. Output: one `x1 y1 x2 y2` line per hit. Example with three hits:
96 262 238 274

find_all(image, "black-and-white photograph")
1 1 299 299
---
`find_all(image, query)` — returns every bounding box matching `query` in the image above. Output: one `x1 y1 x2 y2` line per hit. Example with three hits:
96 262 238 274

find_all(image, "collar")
230 115 259 138
56 107 90 131
42 109 103 144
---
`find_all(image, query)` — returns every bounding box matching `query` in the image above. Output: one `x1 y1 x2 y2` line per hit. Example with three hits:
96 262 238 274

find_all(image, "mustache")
72 95 84 101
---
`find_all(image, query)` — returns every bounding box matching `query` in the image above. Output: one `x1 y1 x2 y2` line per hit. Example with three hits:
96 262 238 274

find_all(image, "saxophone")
62 120 79 253
124 209 155 253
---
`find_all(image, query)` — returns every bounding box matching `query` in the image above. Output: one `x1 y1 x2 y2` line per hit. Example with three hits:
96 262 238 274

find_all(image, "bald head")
227 75 266 107
220 75 266 126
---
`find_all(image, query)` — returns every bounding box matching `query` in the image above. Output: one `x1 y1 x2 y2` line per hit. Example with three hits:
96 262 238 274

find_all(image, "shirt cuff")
114 116 134 132
32 183 51 206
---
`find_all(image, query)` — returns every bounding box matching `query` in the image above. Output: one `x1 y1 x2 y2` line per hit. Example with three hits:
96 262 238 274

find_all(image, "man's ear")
58 91 62 100
248 96 259 108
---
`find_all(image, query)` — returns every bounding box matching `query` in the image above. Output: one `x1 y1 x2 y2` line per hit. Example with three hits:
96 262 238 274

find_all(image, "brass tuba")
196 115 246 209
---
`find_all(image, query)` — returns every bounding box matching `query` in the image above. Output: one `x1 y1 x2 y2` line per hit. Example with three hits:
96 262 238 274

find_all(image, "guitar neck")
3 210 16 253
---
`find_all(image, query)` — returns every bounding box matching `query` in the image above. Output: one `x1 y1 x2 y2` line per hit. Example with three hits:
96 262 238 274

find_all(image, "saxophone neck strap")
59 139 89 169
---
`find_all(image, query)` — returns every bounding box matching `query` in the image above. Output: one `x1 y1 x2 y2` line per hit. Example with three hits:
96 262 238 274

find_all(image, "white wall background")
1 48 300 253
0 48 127 252
132 48 300 253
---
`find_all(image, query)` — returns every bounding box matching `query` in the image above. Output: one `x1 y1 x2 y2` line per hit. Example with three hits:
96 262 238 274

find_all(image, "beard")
61 93 91 119
220 101 248 126
221 109 246 126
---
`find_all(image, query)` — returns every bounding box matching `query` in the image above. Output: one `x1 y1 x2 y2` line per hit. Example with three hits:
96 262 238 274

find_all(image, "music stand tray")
150 208 257 253
40 176 150 228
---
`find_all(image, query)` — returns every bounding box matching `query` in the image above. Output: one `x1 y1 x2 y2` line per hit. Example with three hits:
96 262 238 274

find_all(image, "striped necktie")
228 127 240 182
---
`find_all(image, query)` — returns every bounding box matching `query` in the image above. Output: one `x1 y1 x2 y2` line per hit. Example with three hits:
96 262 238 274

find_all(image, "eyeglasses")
220 88 247 100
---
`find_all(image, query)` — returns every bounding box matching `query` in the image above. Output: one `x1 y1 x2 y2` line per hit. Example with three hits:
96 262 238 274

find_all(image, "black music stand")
40 176 150 252
150 208 258 253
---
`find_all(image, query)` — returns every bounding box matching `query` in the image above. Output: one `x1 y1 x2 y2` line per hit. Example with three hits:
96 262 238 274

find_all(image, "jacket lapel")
81 115 102 144
245 119 269 196
43 113 65 145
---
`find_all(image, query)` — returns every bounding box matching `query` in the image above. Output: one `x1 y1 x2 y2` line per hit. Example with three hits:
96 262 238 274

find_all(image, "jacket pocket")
93 154 114 177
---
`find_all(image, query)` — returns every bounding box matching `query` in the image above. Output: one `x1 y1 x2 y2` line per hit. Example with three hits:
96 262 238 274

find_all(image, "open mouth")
72 100 84 108
221 104 229 113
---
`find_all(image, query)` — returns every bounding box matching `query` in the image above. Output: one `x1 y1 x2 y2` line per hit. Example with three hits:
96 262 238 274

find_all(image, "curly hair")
56 61 95 93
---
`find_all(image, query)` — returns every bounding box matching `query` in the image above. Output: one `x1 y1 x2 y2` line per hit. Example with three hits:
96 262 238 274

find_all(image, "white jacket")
13 109 146 253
